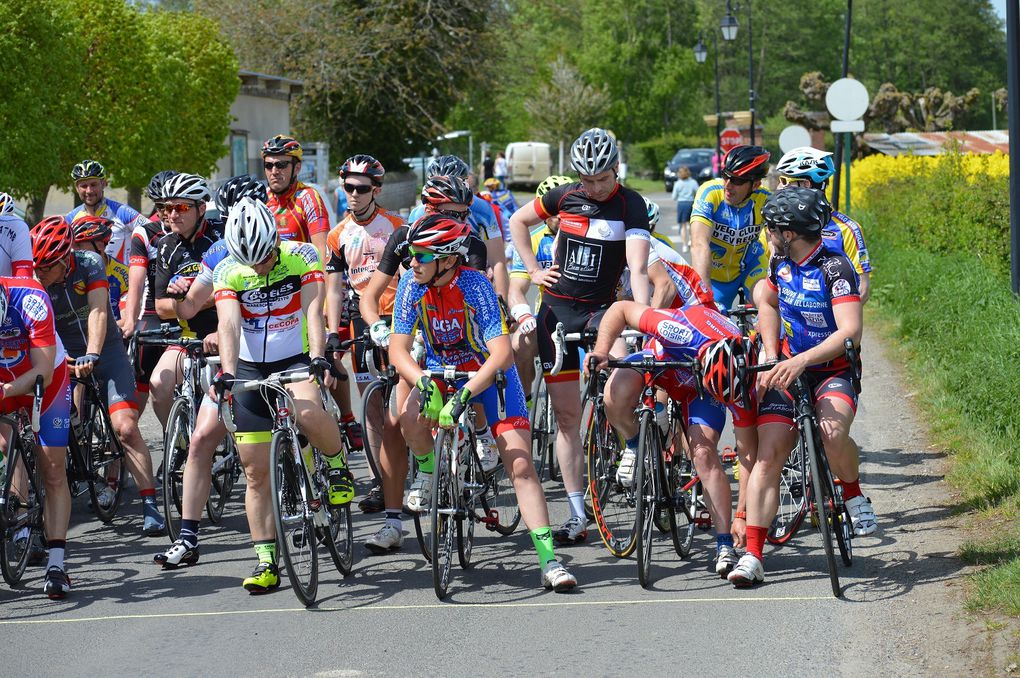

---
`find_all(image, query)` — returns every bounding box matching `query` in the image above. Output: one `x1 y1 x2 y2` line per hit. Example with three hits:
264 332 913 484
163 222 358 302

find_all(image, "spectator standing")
482 151 495 181
671 165 699 252
494 151 508 189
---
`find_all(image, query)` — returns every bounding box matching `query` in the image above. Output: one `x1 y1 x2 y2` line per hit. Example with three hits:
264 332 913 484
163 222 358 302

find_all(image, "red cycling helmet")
700 336 754 406
31 216 73 267
71 215 114 244
407 213 471 257
421 175 474 209
339 154 385 185
722 145 771 181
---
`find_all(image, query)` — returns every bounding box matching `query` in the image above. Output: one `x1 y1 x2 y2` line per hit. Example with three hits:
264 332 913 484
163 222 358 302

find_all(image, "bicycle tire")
207 437 238 524
162 398 191 541
0 437 41 586
359 380 384 482
271 429 318 606
430 429 456 599
586 403 637 558
665 450 695 559
529 380 549 482
324 503 354 576
83 393 125 523
634 413 659 589
767 441 809 545
411 454 434 563
823 450 854 567
484 461 520 536
804 421 841 598
457 435 476 570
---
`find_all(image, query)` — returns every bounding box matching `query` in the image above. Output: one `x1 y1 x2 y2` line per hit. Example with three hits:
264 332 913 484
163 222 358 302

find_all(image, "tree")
0 1 87 220
524 57 610 145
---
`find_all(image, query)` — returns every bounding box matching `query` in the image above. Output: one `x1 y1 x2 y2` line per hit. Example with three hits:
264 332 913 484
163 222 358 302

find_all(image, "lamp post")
694 34 723 174
721 0 756 146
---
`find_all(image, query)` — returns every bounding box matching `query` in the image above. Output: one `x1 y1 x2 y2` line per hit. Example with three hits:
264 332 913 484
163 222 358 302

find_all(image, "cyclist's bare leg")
603 369 642 440
180 404 224 520
687 423 730 534
111 408 156 491
397 387 435 453
497 427 550 529
290 381 343 454
815 397 858 482
37 446 71 541
745 423 797 528
149 350 183 427
731 425 758 549
379 381 411 509
237 441 273 542
547 379 583 494
512 329 537 396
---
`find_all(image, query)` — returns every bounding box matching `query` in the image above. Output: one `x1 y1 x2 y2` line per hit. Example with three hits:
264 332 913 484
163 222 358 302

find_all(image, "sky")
993 0 1008 21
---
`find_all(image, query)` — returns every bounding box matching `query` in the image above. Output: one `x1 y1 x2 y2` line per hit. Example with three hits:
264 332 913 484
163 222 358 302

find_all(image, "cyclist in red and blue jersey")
508 127 651 544
66 160 149 267
729 187 875 589
0 276 73 598
390 214 577 592
587 291 759 577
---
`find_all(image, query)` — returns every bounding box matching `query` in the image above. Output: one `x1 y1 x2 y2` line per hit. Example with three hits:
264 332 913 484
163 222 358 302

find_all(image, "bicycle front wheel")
85 395 125 524
768 441 809 545
207 436 238 524
271 429 318 606
529 379 550 482
359 380 384 482
804 423 840 598
634 414 659 589
323 503 354 576
162 398 192 541
587 404 637 558
0 439 42 586
430 429 456 599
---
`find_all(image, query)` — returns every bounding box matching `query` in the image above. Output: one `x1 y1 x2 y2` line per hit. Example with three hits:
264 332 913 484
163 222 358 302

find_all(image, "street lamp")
721 1 756 145
694 33 723 173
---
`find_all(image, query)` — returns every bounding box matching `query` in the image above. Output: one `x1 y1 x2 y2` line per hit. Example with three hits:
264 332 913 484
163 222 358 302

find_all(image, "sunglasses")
437 208 469 219
158 202 195 215
264 160 294 171
408 246 443 264
765 222 781 231
778 176 810 188
343 183 374 195
722 173 753 186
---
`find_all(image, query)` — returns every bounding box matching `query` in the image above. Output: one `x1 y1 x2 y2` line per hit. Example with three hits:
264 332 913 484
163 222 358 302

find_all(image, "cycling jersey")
691 179 771 285
266 182 330 243
196 239 229 288
407 197 502 243
823 211 872 275
659 260 715 309
0 215 33 277
391 266 507 371
509 224 555 278
67 198 148 266
325 207 405 316
106 258 129 321
154 221 222 339
534 182 650 305
44 251 122 358
377 225 487 278
0 277 70 446
489 188 518 220
129 219 169 318
213 240 324 363
765 244 860 363
621 233 680 300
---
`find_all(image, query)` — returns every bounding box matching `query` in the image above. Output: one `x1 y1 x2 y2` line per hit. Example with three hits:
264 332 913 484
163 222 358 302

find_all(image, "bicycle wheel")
323 503 354 576
767 441 809 545
634 414 659 589
483 460 520 536
824 453 854 567
0 438 41 586
411 453 433 563
430 429 456 599
359 380 384 482
162 398 191 541
804 422 841 598
586 403 637 558
83 395 125 524
529 380 549 482
270 429 318 606
456 436 476 570
206 438 237 525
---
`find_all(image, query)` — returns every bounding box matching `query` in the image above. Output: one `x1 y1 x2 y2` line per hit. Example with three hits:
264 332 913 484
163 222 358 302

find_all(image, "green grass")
621 177 663 194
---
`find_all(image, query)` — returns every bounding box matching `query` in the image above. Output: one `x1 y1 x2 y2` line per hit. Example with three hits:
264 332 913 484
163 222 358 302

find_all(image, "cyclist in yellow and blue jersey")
690 145 771 310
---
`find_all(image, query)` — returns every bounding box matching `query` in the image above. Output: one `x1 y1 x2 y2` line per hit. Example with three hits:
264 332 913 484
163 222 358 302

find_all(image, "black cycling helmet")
71 159 106 183
762 186 832 236
146 170 179 202
425 155 469 179
339 154 385 184
216 175 267 214
722 145 771 181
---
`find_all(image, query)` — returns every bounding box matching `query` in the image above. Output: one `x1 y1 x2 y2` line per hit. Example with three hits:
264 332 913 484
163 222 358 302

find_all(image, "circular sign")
825 78 870 121
719 128 742 154
778 125 813 153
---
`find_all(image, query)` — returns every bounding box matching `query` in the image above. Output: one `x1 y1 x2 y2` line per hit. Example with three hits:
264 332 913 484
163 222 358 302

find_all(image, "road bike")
0 377 45 585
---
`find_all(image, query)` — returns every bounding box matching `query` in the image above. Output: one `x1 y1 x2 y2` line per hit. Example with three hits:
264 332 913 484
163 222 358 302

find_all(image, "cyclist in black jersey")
508 127 652 544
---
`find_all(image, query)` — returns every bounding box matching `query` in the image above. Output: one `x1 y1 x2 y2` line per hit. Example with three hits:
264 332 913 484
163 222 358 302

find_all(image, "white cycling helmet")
570 127 619 176
775 147 836 186
0 192 15 218
643 196 660 232
161 172 212 203
225 196 278 266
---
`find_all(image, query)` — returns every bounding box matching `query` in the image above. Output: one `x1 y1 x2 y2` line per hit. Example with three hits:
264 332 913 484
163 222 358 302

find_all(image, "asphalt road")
0 193 980 676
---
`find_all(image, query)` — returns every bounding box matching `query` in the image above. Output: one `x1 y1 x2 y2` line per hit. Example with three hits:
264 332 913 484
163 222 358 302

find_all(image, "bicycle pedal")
695 511 713 530
721 446 737 463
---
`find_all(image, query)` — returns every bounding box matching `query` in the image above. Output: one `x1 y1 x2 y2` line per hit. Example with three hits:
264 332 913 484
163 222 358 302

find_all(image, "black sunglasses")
722 173 753 186
264 160 294 171
437 208 470 219
343 183 374 195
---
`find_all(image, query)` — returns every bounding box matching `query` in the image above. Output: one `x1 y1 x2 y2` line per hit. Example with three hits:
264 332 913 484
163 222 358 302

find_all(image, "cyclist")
31 217 166 536
508 127 651 544
773 146 872 302
66 160 149 266
70 216 130 325
357 176 487 530
407 155 508 299
507 175 571 397
729 187 874 588
261 134 330 265
213 197 353 593
483 176 519 219
390 213 577 591
324 155 403 521
0 191 33 277
152 176 266 569
689 145 771 310
587 297 758 576
0 276 73 598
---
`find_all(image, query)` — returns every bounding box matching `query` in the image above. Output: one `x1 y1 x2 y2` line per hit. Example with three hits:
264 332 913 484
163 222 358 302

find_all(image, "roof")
238 69 303 87
861 131 1009 156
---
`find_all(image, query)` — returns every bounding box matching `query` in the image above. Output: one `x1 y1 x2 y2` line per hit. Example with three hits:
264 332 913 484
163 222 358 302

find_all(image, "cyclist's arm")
859 272 870 304
689 218 713 293
123 264 146 336
325 271 346 334
591 301 645 358
85 287 109 355
791 301 862 368
463 333 512 397
508 202 544 274
358 270 392 327
625 237 650 305
755 281 782 361
302 278 326 360
311 231 328 273
485 237 509 299
648 261 674 309
507 274 531 310
389 331 424 386
214 296 241 377
174 280 213 321
4 344 57 397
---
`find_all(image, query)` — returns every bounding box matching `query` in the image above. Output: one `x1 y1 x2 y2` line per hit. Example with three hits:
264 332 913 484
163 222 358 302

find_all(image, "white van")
505 142 552 189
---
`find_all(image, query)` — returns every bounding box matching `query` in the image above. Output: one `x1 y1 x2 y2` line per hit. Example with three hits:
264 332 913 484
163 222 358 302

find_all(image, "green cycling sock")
530 527 556 568
322 449 347 469
254 540 276 565
416 451 435 474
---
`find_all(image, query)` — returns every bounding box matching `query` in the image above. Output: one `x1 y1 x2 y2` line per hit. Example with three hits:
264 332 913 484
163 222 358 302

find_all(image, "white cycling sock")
567 492 585 520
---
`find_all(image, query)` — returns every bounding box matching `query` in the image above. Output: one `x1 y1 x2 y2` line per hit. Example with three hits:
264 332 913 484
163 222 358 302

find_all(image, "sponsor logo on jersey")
803 278 821 291
73 280 87 296
564 238 603 281
801 311 827 328
21 293 49 322
776 264 793 283
831 279 852 297
238 280 299 305
657 320 694 346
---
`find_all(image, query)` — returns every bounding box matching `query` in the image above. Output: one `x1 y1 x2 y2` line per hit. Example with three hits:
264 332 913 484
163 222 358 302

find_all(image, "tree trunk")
126 186 142 212
28 192 48 225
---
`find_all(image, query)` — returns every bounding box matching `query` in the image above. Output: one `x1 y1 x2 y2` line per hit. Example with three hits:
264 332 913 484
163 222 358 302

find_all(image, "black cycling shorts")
536 295 609 382
231 355 311 444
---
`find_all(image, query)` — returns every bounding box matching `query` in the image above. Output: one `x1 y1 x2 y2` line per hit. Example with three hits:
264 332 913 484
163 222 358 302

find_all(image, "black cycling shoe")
154 540 200 569
358 483 385 514
43 566 71 600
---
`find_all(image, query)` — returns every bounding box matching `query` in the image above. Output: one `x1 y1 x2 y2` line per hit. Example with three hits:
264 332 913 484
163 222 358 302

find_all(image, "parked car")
663 148 715 191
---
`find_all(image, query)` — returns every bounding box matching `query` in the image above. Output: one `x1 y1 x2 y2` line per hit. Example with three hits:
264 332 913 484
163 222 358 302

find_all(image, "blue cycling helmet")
643 196 660 232
775 147 836 186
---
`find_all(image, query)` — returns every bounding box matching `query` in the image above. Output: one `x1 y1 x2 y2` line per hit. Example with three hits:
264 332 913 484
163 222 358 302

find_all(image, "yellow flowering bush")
853 150 1010 201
